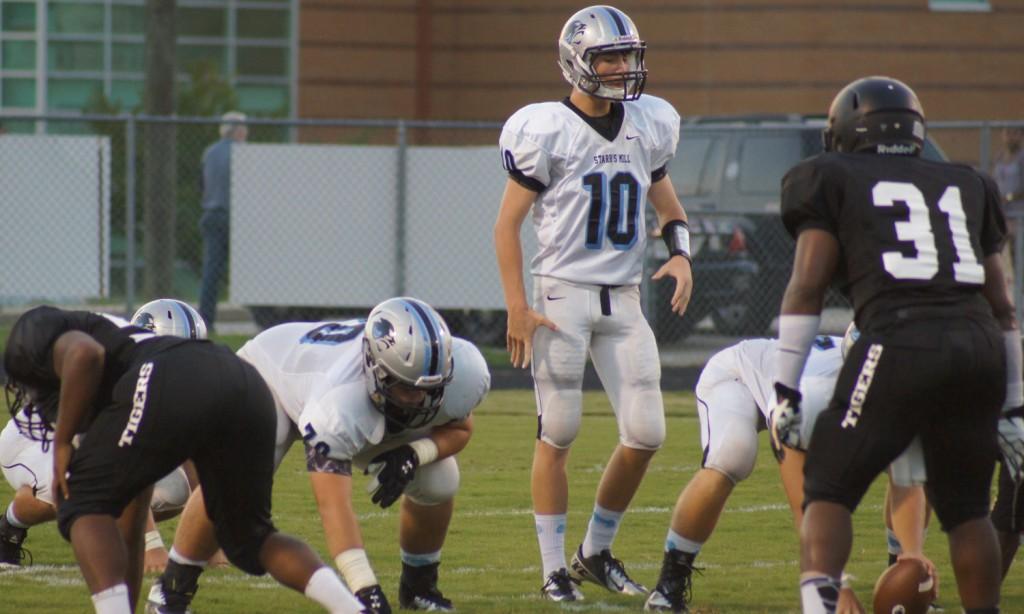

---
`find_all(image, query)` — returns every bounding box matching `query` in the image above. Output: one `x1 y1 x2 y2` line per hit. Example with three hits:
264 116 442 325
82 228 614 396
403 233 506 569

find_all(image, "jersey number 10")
583 172 641 250
874 181 984 284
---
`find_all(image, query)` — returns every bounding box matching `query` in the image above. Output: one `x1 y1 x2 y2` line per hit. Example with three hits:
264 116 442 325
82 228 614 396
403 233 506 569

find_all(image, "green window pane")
237 46 288 77
2 2 35 32
2 40 36 70
113 43 145 72
178 44 226 73
0 119 35 133
48 41 103 72
47 78 103 110
2 78 36 107
237 9 289 39
237 84 289 114
112 80 142 109
48 3 104 34
112 5 144 35
179 7 226 37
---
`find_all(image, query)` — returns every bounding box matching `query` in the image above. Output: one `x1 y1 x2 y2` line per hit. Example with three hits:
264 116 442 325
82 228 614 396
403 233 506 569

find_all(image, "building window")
929 0 990 11
1 0 296 117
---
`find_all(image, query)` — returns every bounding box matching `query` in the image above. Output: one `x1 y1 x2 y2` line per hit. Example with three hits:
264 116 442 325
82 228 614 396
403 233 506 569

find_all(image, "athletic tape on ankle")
145 529 165 551
335 548 378 593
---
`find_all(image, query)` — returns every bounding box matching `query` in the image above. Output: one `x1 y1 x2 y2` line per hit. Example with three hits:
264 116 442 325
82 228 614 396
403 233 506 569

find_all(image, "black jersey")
3 306 191 428
781 152 1006 326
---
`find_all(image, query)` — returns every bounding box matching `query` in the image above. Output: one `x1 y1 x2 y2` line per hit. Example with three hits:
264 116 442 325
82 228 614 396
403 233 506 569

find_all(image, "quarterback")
148 297 490 613
494 4 693 603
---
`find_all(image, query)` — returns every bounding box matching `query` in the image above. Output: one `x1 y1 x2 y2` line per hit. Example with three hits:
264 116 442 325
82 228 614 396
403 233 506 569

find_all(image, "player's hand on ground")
354 584 392 613
144 545 169 573
505 306 557 369
998 414 1024 482
652 255 693 316
365 445 419 508
770 382 804 451
836 586 865 614
53 441 73 500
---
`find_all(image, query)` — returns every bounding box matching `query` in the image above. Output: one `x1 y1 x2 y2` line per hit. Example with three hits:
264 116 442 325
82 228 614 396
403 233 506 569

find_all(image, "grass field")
1 335 1023 612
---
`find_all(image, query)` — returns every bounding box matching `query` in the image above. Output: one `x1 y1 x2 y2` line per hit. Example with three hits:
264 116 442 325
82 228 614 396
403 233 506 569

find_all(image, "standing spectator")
993 127 1024 292
493 5 692 602
198 111 247 331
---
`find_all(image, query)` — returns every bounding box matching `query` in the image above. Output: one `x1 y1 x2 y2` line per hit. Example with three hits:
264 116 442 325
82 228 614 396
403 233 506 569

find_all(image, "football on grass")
872 558 936 614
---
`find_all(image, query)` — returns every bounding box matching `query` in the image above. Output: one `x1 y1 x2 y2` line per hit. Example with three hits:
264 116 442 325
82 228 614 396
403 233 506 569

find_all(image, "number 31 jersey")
781 152 1006 325
499 94 680 286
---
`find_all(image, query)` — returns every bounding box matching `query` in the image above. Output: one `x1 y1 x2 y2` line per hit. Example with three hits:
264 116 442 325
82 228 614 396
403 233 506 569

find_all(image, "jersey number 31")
874 181 984 284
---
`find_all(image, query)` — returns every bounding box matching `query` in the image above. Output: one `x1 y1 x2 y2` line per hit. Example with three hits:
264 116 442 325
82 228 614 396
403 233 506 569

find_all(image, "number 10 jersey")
499 94 680 286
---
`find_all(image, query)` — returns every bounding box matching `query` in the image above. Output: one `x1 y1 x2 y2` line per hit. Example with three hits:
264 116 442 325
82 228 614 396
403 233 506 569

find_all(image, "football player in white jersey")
0 300 205 572
147 297 490 614
645 330 933 613
494 4 693 602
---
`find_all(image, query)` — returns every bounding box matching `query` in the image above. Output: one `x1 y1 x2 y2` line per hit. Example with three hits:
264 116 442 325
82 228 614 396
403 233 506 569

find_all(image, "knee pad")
703 427 758 484
405 457 460 506
151 467 191 516
618 388 666 451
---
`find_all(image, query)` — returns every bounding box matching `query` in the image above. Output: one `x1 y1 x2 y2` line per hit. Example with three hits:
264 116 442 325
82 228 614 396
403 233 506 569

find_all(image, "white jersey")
721 336 843 421
237 321 491 462
499 94 680 286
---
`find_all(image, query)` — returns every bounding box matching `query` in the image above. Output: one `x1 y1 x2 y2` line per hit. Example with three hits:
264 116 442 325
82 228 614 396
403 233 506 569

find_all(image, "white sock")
400 548 441 567
304 567 364 614
665 528 702 555
91 583 131 614
885 528 902 556
800 574 840 614
535 513 567 579
582 504 624 557
168 546 208 568
5 503 28 529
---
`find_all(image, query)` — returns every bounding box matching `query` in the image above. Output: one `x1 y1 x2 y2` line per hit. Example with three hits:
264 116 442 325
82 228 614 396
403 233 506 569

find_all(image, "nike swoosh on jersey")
546 295 567 301
625 134 639 140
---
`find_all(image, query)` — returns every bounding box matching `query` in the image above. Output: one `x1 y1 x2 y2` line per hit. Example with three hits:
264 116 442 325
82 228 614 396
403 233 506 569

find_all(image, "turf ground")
1 340 1022 611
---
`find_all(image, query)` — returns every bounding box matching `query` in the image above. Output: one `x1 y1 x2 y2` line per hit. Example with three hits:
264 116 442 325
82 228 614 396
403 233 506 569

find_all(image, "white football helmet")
362 297 454 431
558 5 647 101
131 299 208 339
841 321 860 360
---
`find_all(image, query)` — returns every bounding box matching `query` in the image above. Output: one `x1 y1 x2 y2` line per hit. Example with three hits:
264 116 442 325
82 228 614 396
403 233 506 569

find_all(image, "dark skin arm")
50 331 106 500
779 229 841 316
981 252 1019 332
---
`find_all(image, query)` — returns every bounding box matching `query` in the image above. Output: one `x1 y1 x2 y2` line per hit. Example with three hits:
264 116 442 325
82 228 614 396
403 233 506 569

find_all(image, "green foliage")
1 390 1023 612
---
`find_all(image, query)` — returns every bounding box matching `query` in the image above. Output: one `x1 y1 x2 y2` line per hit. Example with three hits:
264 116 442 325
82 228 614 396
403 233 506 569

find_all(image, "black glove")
355 584 392 614
364 445 420 508
769 382 804 462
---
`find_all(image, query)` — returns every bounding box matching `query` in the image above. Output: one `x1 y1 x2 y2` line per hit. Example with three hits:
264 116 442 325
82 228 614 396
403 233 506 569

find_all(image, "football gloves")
998 411 1024 484
365 445 420 508
355 584 392 614
770 382 804 459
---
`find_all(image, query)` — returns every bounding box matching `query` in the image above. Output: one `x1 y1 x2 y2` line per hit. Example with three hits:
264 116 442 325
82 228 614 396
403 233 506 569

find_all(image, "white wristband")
409 438 439 465
775 314 821 389
840 572 854 589
144 529 165 552
335 548 378 593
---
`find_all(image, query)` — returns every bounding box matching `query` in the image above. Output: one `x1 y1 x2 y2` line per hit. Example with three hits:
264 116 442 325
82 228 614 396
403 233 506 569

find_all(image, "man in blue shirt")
198 111 247 330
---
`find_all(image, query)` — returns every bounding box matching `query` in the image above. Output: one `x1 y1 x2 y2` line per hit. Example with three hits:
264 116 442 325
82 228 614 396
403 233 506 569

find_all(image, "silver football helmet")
841 321 860 360
362 297 454 431
558 5 647 101
131 299 208 339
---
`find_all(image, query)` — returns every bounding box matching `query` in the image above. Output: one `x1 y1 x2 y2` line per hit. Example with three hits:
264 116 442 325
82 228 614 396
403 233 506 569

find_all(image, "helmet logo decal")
566 20 586 45
134 312 156 332
371 318 397 351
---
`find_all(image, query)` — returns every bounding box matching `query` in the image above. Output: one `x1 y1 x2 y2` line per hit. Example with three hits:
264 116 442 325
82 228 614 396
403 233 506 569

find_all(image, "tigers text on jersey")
721 336 842 421
236 321 491 462
781 153 1006 327
499 94 680 286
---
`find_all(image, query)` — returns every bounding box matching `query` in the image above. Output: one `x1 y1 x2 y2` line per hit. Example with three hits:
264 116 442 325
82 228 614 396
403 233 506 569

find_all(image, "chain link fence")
1 115 1022 363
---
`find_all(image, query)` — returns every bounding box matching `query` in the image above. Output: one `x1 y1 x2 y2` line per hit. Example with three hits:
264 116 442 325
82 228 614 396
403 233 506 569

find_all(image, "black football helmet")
823 76 925 156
